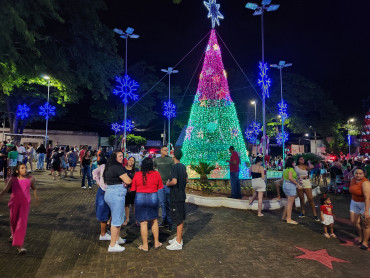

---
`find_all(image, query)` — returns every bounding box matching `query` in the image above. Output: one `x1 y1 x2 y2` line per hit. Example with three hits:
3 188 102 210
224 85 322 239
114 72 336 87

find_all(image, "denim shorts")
95 187 111 222
104 184 127 226
135 192 159 222
350 200 370 214
283 180 297 196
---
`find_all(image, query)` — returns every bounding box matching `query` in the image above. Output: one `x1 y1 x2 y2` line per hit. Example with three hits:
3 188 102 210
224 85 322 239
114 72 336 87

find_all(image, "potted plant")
190 162 216 195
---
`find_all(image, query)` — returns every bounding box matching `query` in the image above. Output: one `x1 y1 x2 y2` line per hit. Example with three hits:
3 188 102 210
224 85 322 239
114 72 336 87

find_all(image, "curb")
185 186 322 210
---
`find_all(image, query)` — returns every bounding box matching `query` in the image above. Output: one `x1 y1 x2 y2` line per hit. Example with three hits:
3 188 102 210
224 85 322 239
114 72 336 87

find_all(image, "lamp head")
250 101 256 105
43 75 50 80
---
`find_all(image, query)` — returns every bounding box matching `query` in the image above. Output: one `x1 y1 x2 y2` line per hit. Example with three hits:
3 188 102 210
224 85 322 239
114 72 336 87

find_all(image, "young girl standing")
320 196 336 238
0 163 38 254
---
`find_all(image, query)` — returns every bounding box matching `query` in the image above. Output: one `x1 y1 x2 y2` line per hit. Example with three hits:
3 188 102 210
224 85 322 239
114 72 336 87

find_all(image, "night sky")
101 0 370 118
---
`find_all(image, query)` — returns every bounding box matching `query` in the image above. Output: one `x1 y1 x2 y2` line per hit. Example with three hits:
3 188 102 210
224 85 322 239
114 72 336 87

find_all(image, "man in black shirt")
166 149 188 251
0 141 8 180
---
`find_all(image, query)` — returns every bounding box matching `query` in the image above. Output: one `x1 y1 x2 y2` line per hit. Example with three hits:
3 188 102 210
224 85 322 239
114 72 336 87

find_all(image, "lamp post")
161 67 178 152
271 61 292 163
250 100 257 122
298 133 309 153
245 0 280 165
113 27 139 157
309 126 317 155
347 118 355 158
43 75 51 146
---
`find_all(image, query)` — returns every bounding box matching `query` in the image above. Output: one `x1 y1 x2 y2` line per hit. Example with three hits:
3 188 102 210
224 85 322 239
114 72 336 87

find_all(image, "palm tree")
190 162 215 194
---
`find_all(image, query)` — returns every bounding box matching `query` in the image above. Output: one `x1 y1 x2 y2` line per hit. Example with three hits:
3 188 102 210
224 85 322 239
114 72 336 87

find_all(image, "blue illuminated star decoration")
278 99 288 120
276 132 289 145
112 74 139 104
258 62 272 99
163 100 176 119
204 0 224 29
39 102 56 119
122 120 134 132
16 104 30 120
249 121 262 135
111 123 121 133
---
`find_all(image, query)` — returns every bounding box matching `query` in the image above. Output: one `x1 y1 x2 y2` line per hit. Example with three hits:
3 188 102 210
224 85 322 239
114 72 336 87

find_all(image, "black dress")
125 167 136 206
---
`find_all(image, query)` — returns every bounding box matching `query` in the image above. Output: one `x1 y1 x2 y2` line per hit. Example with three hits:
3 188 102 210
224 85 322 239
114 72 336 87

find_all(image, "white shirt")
17 146 26 162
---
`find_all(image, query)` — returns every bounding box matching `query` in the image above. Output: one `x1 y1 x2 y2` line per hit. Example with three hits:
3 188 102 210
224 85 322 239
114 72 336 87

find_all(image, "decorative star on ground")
338 238 370 251
295 247 350 269
204 0 224 29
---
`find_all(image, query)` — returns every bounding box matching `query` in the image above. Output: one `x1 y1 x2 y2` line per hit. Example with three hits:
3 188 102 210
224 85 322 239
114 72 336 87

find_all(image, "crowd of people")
246 152 370 251
0 139 370 254
0 142 188 254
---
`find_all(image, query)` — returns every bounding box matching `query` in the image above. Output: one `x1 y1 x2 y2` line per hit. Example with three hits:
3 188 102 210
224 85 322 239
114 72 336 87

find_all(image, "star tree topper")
204 0 224 29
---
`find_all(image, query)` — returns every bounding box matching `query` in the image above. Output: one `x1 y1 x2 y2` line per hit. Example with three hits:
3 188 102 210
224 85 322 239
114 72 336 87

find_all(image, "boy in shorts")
166 149 188 251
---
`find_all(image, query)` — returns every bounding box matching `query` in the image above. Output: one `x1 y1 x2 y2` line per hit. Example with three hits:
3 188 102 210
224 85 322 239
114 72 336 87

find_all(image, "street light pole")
113 27 139 157
271 61 292 164
246 0 280 165
43 76 51 146
250 101 257 122
161 67 178 152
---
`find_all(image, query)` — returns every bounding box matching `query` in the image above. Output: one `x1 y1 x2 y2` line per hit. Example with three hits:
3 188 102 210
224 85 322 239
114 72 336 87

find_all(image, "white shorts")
321 214 334 226
300 179 312 189
350 200 370 214
252 178 266 192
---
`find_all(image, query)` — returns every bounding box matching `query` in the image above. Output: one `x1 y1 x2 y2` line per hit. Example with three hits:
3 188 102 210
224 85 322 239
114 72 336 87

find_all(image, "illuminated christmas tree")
182 30 250 179
360 110 370 154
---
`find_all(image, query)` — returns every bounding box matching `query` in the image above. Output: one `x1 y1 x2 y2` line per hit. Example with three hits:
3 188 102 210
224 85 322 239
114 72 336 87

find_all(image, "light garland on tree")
16 104 30 120
181 29 250 179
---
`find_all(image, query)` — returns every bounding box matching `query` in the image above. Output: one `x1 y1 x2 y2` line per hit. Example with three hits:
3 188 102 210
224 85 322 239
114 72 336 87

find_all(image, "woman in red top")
131 157 163 252
349 168 370 250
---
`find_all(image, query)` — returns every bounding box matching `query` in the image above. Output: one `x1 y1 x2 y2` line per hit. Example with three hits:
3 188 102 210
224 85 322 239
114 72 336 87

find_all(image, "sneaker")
88 187 92 190
108 244 125 252
166 240 183 251
116 237 126 245
81 186 86 189
313 216 320 222
298 213 306 218
99 234 111 241
168 238 183 245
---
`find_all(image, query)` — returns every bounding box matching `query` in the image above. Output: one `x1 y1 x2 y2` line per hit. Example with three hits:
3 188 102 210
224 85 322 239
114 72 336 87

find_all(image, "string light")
204 0 224 29
258 62 271 98
111 123 121 133
182 30 250 179
112 74 139 104
278 99 288 120
276 132 289 145
163 100 176 119
39 102 56 119
16 104 30 120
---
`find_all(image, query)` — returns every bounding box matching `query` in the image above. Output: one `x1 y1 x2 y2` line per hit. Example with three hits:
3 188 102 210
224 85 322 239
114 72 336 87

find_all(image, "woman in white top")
295 156 319 221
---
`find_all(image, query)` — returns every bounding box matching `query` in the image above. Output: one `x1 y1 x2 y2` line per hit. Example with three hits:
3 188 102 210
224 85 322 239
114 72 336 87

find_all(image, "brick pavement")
0 171 369 278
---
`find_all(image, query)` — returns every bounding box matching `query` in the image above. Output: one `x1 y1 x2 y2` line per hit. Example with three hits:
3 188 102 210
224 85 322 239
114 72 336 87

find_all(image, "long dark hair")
296 155 307 166
12 163 26 177
141 157 154 185
285 157 295 169
255 156 263 164
127 156 136 174
103 151 122 181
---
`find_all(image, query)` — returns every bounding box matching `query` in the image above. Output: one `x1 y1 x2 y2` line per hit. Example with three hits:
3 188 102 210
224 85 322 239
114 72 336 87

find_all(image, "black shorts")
170 201 186 225
125 190 136 206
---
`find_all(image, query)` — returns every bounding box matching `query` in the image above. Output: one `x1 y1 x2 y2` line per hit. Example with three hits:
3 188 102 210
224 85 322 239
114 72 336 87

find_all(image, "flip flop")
138 245 149 252
286 220 298 225
360 244 368 250
154 243 163 250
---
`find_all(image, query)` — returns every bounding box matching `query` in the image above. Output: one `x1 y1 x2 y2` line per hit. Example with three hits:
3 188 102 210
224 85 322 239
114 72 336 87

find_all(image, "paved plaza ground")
0 170 369 278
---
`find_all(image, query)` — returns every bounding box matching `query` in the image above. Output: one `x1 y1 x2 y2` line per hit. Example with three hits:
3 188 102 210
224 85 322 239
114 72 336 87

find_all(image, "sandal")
17 248 27 255
360 244 368 250
154 243 163 250
330 233 336 238
324 233 330 238
138 245 149 252
286 220 298 225
8 236 13 242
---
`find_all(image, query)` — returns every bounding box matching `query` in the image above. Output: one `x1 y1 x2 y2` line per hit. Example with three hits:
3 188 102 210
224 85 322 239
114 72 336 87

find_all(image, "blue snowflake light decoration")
39 102 56 119
204 0 224 28
278 99 288 120
249 121 262 135
16 104 30 120
258 62 271 99
249 136 257 144
112 74 139 104
245 128 253 140
111 123 121 133
276 132 289 145
122 120 134 132
163 100 176 119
